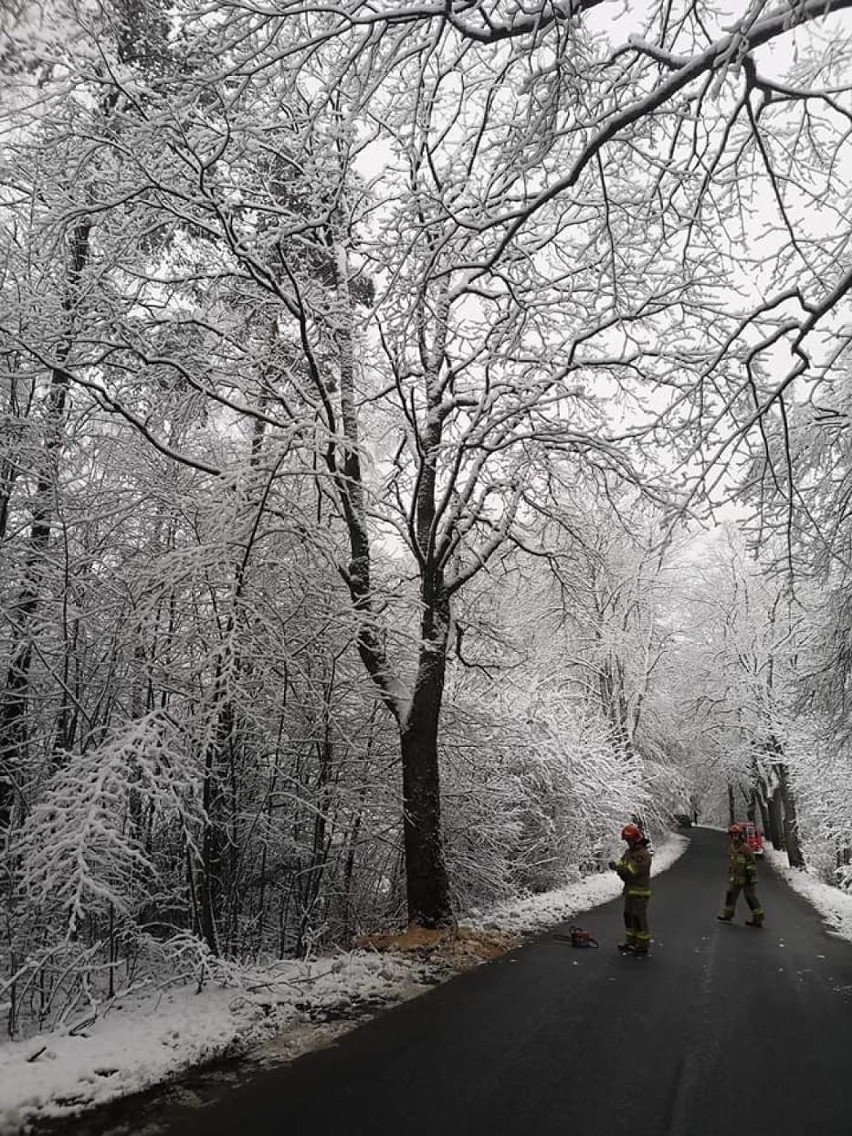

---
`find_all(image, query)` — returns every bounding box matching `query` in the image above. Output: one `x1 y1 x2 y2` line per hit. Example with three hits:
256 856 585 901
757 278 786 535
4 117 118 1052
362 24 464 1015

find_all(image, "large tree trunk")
767 787 785 850
756 794 771 841
399 720 452 928
775 761 805 868
326 238 455 929
399 586 453 929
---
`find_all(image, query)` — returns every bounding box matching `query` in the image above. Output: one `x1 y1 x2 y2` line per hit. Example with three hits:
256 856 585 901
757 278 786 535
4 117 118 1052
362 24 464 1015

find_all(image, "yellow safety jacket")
614 845 652 898
729 841 758 886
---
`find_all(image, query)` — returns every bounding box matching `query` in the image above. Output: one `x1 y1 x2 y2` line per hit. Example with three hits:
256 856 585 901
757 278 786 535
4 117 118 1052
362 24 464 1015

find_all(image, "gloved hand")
608 860 617 870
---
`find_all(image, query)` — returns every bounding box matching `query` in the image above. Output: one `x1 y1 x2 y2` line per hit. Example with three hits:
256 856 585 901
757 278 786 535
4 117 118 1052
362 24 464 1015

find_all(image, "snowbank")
763 845 852 941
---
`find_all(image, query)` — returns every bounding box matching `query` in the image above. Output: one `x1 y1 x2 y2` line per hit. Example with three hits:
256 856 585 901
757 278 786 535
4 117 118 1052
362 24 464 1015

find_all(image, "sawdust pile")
352 925 521 971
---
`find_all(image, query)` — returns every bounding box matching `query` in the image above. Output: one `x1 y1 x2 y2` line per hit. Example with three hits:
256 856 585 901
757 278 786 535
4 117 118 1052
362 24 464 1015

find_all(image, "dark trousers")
623 893 651 951
721 882 763 921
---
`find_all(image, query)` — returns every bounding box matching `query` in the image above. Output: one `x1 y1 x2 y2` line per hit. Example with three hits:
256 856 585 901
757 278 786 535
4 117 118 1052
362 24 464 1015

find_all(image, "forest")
1 0 851 1041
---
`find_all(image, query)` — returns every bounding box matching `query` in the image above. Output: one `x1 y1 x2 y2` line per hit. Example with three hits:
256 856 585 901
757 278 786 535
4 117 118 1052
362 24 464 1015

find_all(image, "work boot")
716 914 732 922
617 942 634 953
745 919 763 928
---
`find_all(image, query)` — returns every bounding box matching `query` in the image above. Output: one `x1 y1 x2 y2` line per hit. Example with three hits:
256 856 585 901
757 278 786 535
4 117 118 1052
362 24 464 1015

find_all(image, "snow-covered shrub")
439 688 652 913
2 712 204 1036
789 740 852 891
16 711 201 933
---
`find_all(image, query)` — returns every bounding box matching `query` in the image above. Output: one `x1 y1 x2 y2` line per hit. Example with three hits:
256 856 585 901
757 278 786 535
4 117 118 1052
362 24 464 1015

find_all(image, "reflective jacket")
614 844 652 897
729 839 758 886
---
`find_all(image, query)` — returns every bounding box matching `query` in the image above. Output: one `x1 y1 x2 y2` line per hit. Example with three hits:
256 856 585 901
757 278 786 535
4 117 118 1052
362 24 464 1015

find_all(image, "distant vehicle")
738 821 764 856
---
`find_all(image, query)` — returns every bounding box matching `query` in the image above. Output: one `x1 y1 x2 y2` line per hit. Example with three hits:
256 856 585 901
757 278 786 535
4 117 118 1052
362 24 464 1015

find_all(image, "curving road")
170 827 852 1136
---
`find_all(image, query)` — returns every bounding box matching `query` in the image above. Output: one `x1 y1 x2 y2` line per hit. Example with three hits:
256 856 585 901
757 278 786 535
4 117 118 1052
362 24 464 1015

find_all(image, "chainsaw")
554 924 599 948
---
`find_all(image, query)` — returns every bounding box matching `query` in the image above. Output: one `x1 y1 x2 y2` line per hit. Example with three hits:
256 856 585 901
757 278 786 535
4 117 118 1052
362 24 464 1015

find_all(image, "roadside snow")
0 951 425 1135
467 832 689 934
0 833 688 1134
763 845 852 941
5 833 845 1136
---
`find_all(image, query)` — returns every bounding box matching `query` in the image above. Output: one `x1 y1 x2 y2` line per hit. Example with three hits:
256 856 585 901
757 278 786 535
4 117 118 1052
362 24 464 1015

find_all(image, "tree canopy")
1 0 851 1037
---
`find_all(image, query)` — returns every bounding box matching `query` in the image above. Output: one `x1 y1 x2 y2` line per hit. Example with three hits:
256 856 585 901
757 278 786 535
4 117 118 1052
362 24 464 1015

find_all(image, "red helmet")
728 824 743 836
621 824 643 843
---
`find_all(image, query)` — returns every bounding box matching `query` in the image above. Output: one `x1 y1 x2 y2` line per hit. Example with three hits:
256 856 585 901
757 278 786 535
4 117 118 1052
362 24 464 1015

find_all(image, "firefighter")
609 823 652 955
717 823 764 927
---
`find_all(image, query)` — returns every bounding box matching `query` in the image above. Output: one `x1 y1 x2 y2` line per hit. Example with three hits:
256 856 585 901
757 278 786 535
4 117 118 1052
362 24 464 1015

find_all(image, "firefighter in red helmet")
717 824 764 927
609 823 653 955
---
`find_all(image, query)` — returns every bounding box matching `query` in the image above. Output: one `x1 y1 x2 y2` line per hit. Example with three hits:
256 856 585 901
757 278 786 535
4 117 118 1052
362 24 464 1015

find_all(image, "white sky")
3 832 852 1134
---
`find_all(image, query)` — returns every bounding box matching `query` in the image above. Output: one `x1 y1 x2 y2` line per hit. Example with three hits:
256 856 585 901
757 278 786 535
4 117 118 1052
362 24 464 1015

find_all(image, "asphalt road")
170 827 852 1136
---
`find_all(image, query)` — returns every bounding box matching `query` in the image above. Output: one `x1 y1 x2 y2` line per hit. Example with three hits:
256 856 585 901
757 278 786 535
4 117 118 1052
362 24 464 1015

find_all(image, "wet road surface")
164 827 852 1136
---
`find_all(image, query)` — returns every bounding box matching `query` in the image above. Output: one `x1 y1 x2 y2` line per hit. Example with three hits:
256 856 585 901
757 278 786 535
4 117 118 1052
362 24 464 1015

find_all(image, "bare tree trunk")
341 709 377 941
0 354 25 543
756 794 771 840
749 755 771 838
775 762 805 868
599 659 635 760
294 690 336 956
197 718 224 957
326 238 453 928
341 795 365 941
399 584 453 929
0 219 91 828
195 418 289 956
767 788 785 850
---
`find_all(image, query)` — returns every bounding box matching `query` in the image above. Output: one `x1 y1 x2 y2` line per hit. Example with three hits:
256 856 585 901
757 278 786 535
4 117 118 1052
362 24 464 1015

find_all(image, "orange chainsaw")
554 924 599 948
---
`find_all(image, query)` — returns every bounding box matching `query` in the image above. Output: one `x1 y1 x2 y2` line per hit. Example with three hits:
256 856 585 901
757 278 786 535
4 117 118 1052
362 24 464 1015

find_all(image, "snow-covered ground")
5 832 849 1135
762 844 852 941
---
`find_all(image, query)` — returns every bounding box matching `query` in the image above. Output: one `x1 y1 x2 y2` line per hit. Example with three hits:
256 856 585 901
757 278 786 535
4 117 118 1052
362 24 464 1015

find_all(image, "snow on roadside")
0 950 430 1135
0 835 688 1134
763 845 852 941
466 833 689 934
